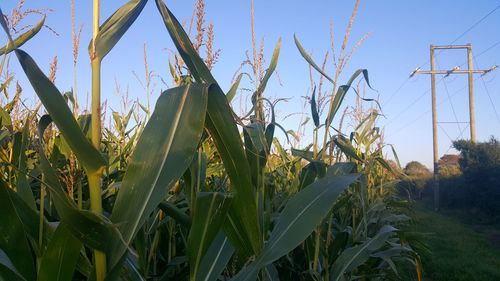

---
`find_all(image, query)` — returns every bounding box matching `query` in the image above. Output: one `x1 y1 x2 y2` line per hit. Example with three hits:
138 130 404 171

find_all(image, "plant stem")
90 0 106 279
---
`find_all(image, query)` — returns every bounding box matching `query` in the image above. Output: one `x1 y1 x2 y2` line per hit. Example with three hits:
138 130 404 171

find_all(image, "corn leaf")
38 223 82 281
326 69 370 128
109 83 209 268
188 192 232 281
196 232 235 281
90 0 148 60
230 174 360 281
330 225 397 281
0 13 106 173
13 123 36 210
311 86 320 127
294 35 334 83
0 16 45 55
226 73 243 102
0 179 36 281
16 50 106 173
156 0 262 256
37 115 123 253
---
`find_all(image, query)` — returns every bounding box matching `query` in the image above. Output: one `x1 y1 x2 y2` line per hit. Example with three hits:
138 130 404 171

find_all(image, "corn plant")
0 1 422 280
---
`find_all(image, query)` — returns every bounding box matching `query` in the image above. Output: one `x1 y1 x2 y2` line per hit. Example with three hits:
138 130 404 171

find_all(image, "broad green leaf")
230 174 360 281
0 179 36 281
197 232 235 281
0 16 45 55
109 83 209 269
89 0 148 60
330 225 397 281
188 192 232 281
227 73 243 102
37 115 123 253
38 223 82 281
156 0 262 256
294 35 334 83
14 50 105 173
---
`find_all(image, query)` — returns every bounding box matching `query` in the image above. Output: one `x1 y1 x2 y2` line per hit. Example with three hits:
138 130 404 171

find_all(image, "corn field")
0 1 422 280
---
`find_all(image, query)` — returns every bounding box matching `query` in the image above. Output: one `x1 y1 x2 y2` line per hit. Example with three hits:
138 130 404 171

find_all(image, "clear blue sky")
2 0 500 168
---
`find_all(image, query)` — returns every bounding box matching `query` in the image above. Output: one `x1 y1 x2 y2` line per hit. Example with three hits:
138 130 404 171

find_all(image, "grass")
411 201 500 281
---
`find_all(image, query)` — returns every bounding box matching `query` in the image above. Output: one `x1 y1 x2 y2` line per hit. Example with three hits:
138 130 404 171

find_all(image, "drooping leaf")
326 69 371 128
37 115 123 253
330 225 397 281
89 0 148 60
109 83 209 269
14 50 105 173
294 34 334 83
38 223 82 281
188 192 232 281
0 16 45 55
230 174 360 281
333 135 363 162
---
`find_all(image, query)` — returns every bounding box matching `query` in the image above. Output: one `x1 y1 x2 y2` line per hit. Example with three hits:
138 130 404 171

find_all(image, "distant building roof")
439 154 461 166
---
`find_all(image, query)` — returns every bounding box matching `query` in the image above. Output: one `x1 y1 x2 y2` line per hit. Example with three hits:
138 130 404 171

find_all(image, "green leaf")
37 115 123 253
257 38 281 95
109 83 209 269
333 135 363 162
230 174 360 281
226 73 243 102
89 0 148 60
13 123 36 210
0 16 45 55
327 162 356 176
326 69 370 128
14 50 105 173
330 225 397 281
38 223 82 281
294 34 334 83
196 232 235 281
0 179 36 281
311 86 320 127
156 0 262 257
188 192 232 281
158 201 191 228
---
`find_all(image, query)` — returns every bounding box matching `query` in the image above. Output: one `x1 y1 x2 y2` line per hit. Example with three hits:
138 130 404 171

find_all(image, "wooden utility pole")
430 46 439 211
411 44 497 211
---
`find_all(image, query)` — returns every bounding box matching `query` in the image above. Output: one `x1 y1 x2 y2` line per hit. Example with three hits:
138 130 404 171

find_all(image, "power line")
384 40 500 127
437 58 463 137
383 4 500 108
474 57 500 125
449 4 500 45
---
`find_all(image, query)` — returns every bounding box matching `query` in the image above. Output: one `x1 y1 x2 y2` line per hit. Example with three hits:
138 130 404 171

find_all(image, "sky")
1 0 500 168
